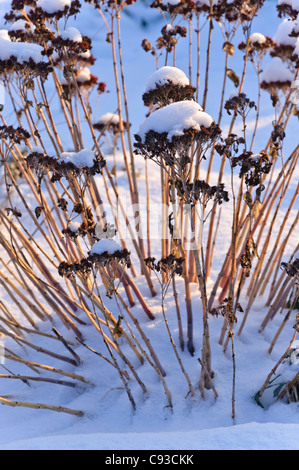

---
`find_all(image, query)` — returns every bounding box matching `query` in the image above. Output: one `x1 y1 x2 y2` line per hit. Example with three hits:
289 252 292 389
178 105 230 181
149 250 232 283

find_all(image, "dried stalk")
0 396 84 417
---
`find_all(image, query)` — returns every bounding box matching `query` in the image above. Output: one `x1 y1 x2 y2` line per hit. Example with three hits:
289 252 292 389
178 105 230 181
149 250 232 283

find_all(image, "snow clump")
262 57 294 84
89 239 123 256
60 27 83 43
137 100 213 142
250 32 267 44
144 66 190 92
60 149 95 168
273 18 296 47
36 0 71 13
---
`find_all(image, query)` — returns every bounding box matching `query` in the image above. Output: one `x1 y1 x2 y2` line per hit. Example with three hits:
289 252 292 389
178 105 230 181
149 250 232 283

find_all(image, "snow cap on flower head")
136 100 213 143
142 66 196 109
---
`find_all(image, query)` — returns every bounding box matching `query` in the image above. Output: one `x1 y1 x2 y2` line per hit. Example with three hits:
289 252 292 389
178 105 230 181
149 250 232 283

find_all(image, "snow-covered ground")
0 0 298 450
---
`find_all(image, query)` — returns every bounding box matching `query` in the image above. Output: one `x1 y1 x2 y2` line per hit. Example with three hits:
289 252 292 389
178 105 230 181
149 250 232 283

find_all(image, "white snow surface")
60 148 95 168
250 32 267 44
262 56 294 83
61 66 91 85
89 238 123 255
161 0 181 5
144 66 190 92
76 67 91 83
273 18 296 46
95 112 120 126
137 100 212 141
61 26 82 43
10 19 36 32
0 37 44 63
1 423 299 450
36 0 71 14
0 29 10 40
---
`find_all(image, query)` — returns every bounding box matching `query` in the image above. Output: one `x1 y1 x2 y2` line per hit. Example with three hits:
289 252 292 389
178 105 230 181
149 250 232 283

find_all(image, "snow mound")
60 148 95 168
95 112 120 126
36 0 71 13
145 66 190 92
0 37 44 63
10 19 35 33
61 27 82 43
273 18 296 46
90 239 123 255
137 100 212 142
262 57 293 83
250 32 267 44
0 30 10 41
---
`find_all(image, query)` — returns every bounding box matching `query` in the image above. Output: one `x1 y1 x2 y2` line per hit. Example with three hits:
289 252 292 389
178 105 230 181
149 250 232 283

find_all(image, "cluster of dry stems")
0 0 298 418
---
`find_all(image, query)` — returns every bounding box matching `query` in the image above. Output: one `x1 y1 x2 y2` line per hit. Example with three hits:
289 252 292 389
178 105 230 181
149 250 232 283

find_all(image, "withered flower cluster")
62 206 95 241
58 247 131 281
230 150 272 187
224 92 257 117
238 36 275 58
52 35 92 58
25 149 106 182
93 116 127 136
0 124 30 144
134 123 221 172
215 133 272 189
5 1 81 22
2 1 98 86
270 41 297 62
186 180 229 205
142 81 196 109
281 258 299 278
240 235 258 277
84 0 137 9
214 133 245 158
145 254 185 277
8 20 35 42
150 0 265 23
277 0 299 19
210 296 243 325
157 24 187 53
0 55 52 80
61 69 98 95
35 0 81 20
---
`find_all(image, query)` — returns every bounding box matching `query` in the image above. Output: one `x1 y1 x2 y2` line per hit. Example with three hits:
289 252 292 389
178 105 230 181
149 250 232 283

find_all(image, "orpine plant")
0 0 298 419
134 91 226 393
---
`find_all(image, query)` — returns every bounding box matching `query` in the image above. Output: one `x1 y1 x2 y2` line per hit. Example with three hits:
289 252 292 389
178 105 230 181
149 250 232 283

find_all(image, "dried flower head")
135 100 221 170
35 0 81 20
277 0 299 20
281 258 299 277
186 180 229 205
238 34 275 58
0 124 30 144
230 150 272 187
224 92 257 116
145 254 185 277
155 24 187 54
142 66 195 109
93 112 126 136
26 148 106 181
210 296 243 325
61 66 98 95
84 0 136 9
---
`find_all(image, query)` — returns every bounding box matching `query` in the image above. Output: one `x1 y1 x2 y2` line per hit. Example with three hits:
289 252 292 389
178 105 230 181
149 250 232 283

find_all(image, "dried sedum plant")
0 0 297 418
